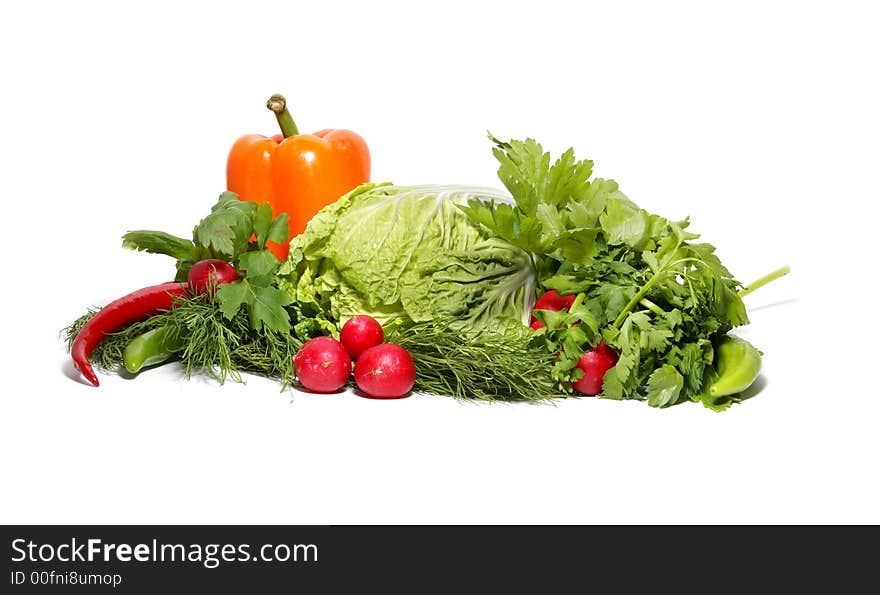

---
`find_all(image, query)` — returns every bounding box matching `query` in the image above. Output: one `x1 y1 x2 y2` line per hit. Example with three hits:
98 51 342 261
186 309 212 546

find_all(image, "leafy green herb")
461 135 625 273
122 192 294 333
121 231 202 262
530 293 600 389
645 365 685 408
217 278 293 333
464 135 774 409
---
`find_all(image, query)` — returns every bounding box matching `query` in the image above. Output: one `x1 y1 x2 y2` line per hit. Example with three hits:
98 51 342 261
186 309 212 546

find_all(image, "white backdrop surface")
1 1 877 524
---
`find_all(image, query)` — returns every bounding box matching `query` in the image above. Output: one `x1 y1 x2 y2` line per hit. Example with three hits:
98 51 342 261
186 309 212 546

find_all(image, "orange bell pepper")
226 94 370 260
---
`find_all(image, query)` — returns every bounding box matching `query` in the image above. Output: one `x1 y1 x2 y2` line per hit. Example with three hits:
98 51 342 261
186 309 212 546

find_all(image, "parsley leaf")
216 249 293 332
462 135 603 268
217 279 293 333
479 135 761 410
646 365 684 408
599 196 650 249
490 135 548 216
252 203 291 249
191 192 255 258
238 250 280 283
122 191 295 333
121 231 202 261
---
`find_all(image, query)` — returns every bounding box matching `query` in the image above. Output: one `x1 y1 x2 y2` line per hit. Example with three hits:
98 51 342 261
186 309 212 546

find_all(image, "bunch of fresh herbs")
123 191 296 334
388 321 563 402
463 135 764 410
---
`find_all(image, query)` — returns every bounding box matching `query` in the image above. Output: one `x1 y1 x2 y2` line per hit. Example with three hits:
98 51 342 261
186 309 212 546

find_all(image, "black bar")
0 525 873 591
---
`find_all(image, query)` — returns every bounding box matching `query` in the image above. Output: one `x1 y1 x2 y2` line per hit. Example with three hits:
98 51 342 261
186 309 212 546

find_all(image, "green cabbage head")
277 183 537 333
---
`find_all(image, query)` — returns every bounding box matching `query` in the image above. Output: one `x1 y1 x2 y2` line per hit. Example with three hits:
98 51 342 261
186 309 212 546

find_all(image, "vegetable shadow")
746 298 798 312
351 388 413 400
737 374 767 401
61 360 154 386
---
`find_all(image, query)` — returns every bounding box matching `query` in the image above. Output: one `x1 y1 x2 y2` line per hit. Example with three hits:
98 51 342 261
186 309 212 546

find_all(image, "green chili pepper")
123 326 184 374
708 335 762 398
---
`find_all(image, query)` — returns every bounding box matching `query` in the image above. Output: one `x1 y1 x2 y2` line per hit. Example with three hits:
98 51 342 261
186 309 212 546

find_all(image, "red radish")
530 290 578 329
187 259 238 294
293 336 352 393
353 343 416 399
339 315 384 359
572 342 619 396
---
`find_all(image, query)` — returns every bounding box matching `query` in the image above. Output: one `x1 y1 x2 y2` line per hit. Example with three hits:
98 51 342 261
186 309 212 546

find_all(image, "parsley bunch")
123 192 294 333
464 135 768 410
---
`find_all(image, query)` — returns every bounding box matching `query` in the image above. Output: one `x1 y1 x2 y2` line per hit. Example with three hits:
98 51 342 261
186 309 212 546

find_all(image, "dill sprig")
388 322 567 402
163 297 301 384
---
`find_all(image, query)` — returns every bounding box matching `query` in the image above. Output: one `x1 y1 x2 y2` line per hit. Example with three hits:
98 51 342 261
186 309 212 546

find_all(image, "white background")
1 1 877 524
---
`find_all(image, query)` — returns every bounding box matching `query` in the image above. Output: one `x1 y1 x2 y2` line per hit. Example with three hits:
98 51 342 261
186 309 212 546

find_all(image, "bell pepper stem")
738 265 790 298
266 94 300 138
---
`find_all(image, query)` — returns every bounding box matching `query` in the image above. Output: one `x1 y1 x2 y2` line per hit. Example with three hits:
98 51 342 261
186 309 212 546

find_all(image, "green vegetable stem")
738 265 791 298
124 326 184 374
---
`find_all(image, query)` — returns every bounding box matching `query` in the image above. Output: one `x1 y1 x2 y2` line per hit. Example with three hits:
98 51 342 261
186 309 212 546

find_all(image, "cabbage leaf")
277 183 537 332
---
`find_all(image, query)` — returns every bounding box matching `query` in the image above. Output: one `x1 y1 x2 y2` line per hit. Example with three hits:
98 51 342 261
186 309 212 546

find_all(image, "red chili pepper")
71 281 188 387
